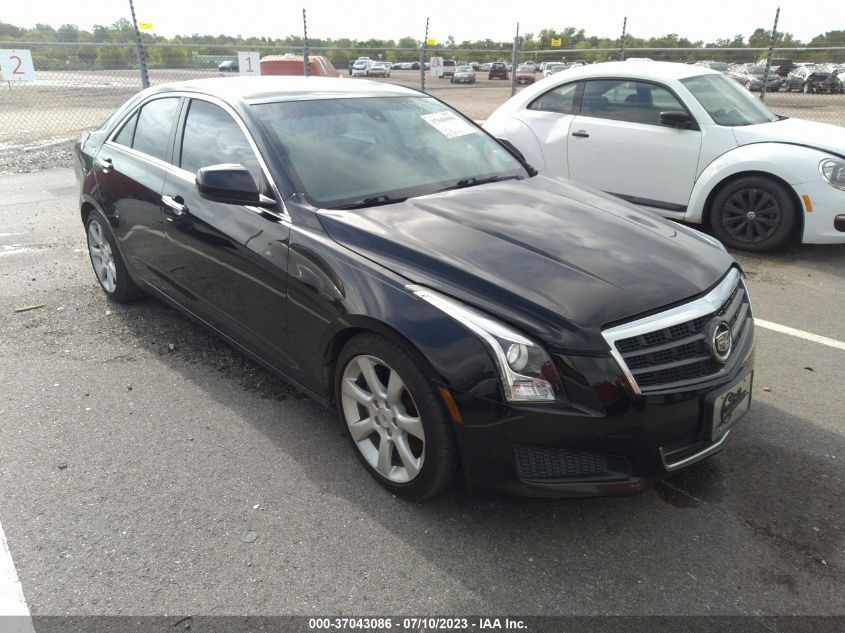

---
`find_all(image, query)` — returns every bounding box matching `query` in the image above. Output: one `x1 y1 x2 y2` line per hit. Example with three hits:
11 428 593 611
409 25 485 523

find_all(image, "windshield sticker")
420 111 478 139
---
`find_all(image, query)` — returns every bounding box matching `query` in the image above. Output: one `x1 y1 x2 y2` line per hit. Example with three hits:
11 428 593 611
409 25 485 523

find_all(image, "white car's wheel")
709 176 798 252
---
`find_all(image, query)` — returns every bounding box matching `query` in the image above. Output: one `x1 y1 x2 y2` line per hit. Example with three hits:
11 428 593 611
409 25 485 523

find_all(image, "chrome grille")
602 269 753 394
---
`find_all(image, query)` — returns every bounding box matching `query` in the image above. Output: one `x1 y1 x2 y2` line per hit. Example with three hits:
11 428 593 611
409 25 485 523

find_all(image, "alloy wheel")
340 354 425 483
87 219 117 293
720 188 782 244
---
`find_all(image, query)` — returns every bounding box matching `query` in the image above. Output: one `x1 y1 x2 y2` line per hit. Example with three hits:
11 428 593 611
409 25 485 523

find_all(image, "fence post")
619 16 627 61
420 17 429 92
302 8 310 78
127 0 150 89
510 22 519 97
760 7 780 103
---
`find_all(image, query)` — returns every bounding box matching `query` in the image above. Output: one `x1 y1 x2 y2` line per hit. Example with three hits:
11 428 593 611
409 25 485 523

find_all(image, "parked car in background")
694 61 729 72
451 65 476 84
367 62 392 78
470 62 481 71
442 59 457 78
543 62 568 77
728 65 781 92
75 76 754 499
485 61 845 251
351 59 372 77
218 60 238 73
784 65 842 93
763 58 796 77
488 62 509 80
479 62 493 71
515 65 536 85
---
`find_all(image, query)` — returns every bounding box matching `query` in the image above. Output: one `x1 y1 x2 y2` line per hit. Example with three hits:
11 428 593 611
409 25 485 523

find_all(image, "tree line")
1 20 843 70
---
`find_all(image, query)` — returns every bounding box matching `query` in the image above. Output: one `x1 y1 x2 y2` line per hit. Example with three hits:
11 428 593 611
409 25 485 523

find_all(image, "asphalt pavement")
0 169 842 617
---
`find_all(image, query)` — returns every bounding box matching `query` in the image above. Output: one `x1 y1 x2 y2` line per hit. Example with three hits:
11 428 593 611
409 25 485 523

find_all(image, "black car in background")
74 77 754 499
488 62 509 80
217 60 238 73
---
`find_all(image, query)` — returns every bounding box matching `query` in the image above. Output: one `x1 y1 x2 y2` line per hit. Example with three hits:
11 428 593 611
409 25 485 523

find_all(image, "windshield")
353 61 367 68
253 96 527 208
680 74 778 126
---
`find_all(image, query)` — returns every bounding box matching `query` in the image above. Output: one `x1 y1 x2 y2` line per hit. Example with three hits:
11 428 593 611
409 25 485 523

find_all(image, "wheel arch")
322 316 448 410
700 169 804 242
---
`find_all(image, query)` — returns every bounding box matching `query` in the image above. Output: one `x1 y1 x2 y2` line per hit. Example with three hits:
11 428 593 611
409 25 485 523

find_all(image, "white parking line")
0 521 34 632
756 319 845 352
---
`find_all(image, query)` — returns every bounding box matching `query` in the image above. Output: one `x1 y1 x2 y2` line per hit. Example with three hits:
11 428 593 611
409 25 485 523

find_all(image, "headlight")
820 158 845 190
408 285 563 402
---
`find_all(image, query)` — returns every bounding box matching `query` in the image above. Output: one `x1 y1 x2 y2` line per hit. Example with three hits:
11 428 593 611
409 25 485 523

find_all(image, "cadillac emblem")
706 319 733 363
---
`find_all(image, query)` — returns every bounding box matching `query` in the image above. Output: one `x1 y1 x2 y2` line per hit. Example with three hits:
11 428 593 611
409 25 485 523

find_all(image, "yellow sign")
426 38 436 46
551 38 562 47
138 22 154 31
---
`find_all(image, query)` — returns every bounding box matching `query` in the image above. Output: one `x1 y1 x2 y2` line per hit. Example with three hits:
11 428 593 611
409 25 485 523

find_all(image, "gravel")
0 139 74 175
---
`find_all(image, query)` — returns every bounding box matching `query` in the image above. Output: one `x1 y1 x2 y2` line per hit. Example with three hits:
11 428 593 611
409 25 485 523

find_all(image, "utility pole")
509 22 519 97
128 0 149 89
619 16 627 61
760 7 780 103
420 17 429 92
302 8 310 78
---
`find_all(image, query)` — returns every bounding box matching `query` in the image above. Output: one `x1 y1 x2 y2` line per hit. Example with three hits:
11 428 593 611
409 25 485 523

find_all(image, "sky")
3 0 836 44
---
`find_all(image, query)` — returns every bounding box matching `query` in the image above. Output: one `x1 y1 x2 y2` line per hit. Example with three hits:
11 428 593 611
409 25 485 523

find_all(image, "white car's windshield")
254 96 527 208
681 74 779 126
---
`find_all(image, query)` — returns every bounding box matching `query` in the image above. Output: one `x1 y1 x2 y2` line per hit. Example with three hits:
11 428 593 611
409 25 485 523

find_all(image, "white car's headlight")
820 158 845 190
408 285 563 402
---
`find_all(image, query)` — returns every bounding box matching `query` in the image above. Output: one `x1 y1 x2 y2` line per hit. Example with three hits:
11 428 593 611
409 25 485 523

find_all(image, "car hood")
733 118 845 157
317 177 733 352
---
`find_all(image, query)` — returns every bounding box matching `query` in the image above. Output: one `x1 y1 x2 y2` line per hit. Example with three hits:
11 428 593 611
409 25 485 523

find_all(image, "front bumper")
791 180 845 243
448 322 755 498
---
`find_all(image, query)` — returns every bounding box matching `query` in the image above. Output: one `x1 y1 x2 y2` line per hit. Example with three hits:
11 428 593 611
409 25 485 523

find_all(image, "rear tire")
709 176 798 252
335 333 458 499
84 208 145 302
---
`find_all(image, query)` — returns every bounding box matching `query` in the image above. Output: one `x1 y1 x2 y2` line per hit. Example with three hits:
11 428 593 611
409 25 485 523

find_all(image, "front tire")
335 334 458 499
85 209 144 302
709 176 798 252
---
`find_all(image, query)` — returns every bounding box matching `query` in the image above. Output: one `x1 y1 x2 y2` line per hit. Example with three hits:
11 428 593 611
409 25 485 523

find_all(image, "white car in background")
484 61 845 251
543 62 567 77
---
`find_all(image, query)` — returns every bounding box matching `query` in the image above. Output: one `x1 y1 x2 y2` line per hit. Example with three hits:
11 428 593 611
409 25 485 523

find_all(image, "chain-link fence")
2 41 845 152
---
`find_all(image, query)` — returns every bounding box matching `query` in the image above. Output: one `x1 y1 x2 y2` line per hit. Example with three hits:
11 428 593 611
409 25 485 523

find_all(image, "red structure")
259 55 340 77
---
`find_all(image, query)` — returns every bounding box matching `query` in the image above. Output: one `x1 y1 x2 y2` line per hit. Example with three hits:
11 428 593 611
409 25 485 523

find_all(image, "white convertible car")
484 61 845 251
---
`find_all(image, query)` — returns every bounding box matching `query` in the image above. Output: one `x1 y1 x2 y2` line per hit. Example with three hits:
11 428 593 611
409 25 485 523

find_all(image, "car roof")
145 76 420 104
556 61 721 82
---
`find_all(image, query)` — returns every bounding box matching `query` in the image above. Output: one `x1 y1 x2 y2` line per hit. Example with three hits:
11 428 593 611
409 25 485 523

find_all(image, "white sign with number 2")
0 50 35 82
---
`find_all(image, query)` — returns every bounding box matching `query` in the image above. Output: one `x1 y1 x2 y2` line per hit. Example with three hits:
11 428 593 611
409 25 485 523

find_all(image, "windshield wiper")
334 194 408 210
439 174 522 192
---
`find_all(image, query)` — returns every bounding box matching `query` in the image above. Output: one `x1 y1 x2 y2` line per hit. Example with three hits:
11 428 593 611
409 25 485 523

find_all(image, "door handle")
572 130 590 138
162 195 188 217
96 156 113 172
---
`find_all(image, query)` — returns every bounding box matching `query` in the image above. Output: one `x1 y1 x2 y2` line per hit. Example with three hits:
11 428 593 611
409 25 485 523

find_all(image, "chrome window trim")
601 268 741 396
104 91 290 221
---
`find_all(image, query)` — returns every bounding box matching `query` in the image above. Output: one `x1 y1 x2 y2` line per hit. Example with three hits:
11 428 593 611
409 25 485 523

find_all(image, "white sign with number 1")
0 50 35 81
238 51 261 77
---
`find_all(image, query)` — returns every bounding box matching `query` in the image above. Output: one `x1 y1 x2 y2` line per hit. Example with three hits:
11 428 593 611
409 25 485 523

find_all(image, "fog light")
834 215 845 233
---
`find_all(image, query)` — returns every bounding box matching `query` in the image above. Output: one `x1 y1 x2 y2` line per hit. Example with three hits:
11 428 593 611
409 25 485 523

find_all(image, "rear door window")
113 112 138 147
529 82 582 114
132 97 180 162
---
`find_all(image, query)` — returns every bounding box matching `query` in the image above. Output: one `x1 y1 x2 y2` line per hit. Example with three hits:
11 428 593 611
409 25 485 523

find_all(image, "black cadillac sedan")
74 77 755 498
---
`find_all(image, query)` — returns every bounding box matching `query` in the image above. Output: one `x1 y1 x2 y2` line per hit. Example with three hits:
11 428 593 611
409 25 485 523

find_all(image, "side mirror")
196 164 267 206
660 110 695 130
